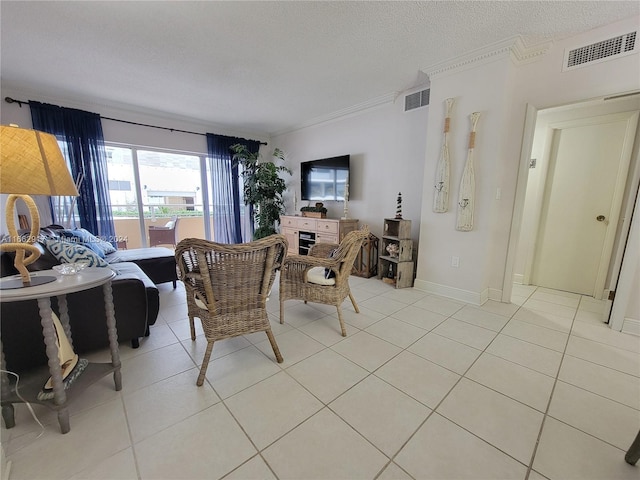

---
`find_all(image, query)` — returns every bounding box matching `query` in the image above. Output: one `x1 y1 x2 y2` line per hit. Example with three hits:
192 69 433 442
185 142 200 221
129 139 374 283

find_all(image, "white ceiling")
1 1 638 136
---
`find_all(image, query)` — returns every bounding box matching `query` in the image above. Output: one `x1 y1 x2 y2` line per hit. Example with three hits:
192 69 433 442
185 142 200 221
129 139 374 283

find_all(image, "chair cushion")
306 266 336 286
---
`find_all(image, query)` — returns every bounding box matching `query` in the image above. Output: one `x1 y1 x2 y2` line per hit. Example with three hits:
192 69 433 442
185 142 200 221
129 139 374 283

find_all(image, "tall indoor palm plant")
231 144 291 239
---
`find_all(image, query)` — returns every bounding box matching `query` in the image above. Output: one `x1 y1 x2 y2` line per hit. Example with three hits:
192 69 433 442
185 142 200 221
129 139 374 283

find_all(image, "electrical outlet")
451 256 459 268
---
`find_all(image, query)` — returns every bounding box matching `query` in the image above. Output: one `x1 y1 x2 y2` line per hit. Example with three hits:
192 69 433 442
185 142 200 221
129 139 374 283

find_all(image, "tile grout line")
375 295 535 478
523 293 581 480
39 281 629 480
229 293 455 480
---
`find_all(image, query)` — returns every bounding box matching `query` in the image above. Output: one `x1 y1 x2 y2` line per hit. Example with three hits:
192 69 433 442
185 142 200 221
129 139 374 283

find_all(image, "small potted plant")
300 202 327 218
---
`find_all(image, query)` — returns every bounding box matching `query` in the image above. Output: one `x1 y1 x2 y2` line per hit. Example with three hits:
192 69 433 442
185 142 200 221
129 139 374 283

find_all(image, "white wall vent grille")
564 31 637 71
405 89 430 111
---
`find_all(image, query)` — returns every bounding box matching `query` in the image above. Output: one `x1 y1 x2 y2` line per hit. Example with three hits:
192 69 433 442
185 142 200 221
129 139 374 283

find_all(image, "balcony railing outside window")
106 145 210 248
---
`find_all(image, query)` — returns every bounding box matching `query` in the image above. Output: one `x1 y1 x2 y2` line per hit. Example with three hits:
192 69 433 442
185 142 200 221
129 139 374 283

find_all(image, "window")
105 145 209 248
108 180 131 191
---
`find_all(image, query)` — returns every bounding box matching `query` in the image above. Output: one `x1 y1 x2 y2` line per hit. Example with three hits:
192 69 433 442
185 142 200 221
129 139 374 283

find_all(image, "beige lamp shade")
0 125 79 288
0 125 79 196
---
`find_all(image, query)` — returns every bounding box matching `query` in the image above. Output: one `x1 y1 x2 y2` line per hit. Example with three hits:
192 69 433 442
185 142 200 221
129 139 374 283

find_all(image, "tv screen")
300 155 350 201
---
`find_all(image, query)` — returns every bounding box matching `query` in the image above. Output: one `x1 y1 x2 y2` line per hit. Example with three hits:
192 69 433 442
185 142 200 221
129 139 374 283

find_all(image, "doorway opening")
503 93 640 328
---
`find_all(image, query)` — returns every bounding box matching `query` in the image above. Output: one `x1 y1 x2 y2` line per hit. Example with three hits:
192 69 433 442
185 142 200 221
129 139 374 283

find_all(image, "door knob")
596 215 606 222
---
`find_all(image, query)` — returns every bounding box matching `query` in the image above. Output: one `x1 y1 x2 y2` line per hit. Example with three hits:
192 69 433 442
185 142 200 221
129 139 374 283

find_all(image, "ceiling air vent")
405 89 430 112
564 31 637 71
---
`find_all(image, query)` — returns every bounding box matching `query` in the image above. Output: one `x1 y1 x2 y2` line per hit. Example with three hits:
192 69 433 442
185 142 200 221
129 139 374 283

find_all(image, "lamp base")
0 275 57 290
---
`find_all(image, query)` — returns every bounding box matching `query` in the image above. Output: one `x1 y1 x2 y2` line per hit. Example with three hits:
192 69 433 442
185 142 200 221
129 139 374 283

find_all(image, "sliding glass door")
105 145 209 248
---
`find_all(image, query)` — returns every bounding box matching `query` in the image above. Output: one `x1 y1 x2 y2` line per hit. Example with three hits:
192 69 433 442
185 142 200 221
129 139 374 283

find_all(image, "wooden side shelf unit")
378 218 414 288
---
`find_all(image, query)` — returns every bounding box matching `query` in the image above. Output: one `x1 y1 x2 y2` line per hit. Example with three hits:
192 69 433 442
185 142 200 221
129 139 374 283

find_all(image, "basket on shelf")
300 202 327 219
301 211 326 218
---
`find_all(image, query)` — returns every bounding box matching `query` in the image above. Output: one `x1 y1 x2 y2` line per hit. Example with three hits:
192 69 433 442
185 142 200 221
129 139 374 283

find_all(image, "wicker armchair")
279 227 369 337
149 216 179 247
175 235 288 386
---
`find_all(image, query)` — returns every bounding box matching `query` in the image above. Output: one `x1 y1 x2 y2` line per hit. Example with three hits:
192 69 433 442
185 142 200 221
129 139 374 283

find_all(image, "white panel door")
532 112 638 296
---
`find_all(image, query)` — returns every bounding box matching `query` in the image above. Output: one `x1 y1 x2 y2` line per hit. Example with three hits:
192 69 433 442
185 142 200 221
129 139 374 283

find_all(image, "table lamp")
0 125 79 289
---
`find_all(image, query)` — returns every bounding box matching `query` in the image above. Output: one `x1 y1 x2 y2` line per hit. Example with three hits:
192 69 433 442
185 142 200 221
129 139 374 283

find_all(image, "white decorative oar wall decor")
433 97 455 213
456 112 481 231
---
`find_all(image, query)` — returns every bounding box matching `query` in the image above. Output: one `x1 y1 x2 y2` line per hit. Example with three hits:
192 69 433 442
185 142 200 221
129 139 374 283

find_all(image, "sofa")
0 225 177 374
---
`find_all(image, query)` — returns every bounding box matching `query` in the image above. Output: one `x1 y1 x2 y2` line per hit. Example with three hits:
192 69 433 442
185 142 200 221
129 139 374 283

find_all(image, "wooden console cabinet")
280 215 359 255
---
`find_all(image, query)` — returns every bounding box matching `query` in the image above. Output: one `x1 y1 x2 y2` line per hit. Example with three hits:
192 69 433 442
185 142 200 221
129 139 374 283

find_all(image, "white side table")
0 267 121 434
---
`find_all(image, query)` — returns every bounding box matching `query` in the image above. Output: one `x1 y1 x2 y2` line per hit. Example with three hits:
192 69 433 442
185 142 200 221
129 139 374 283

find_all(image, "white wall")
272 94 429 243
416 52 514 303
627 261 640 321
416 16 640 304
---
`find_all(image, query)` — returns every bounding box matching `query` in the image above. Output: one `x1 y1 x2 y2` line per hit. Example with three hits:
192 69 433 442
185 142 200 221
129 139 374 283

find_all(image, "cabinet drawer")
281 216 297 228
317 220 338 234
316 233 338 245
296 218 317 230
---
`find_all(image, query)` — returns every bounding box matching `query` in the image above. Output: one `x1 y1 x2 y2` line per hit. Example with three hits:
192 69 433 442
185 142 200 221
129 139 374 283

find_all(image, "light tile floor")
2 277 639 479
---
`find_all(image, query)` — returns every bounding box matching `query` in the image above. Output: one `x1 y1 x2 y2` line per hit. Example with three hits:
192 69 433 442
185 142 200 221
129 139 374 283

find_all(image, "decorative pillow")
60 228 117 256
59 229 105 258
42 237 109 267
88 231 117 254
324 248 339 279
193 294 208 310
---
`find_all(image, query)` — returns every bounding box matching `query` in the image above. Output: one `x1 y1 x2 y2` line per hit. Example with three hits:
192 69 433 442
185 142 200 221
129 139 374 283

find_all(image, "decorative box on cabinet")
378 218 414 288
353 233 379 278
279 216 359 256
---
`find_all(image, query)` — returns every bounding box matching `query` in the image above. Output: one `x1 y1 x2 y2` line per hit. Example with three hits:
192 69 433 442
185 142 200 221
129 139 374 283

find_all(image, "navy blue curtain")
30 101 115 242
206 134 259 243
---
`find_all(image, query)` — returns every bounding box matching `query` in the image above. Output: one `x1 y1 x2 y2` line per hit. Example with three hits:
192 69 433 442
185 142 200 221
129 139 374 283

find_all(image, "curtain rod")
4 96 267 145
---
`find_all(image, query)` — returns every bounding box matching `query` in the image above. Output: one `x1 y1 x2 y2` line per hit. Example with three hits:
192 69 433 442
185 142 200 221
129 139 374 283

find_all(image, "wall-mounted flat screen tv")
300 155 350 201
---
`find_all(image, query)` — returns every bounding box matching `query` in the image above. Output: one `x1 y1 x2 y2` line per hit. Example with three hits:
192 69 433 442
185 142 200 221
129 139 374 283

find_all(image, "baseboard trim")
413 279 487 305
488 288 503 302
622 318 640 336
1 444 11 480
513 273 524 284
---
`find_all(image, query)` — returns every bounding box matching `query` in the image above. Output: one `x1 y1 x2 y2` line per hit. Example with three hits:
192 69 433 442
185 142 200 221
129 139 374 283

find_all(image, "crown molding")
272 91 399 137
510 36 553 64
272 36 552 137
425 35 552 80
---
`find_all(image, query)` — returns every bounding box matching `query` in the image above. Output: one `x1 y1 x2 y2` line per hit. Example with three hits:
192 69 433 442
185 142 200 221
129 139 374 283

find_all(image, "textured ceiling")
1 1 638 136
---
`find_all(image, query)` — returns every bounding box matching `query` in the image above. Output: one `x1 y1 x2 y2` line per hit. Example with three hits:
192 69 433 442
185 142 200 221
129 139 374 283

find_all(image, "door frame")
503 96 640 331
530 111 639 298
610 183 640 331
502 104 538 304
